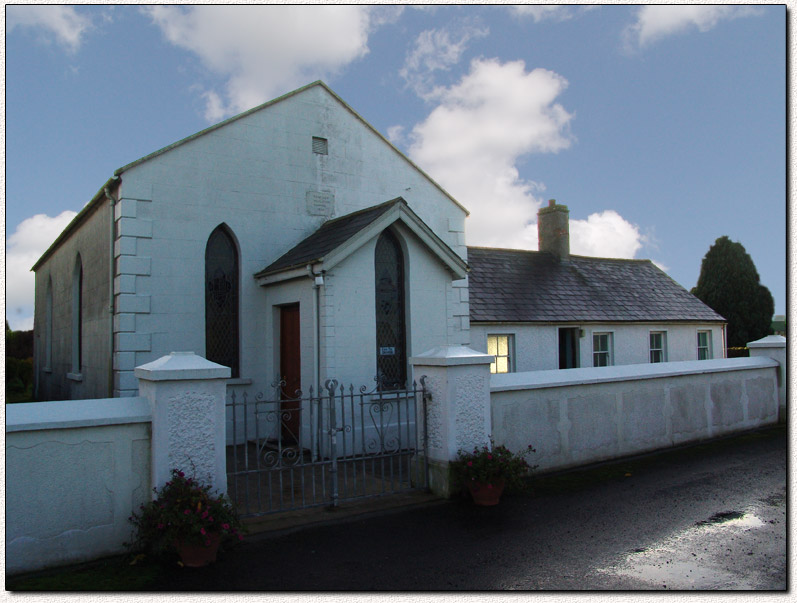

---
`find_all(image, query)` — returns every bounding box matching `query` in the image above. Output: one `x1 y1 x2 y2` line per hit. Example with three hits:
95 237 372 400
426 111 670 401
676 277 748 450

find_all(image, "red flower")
467 461 473 467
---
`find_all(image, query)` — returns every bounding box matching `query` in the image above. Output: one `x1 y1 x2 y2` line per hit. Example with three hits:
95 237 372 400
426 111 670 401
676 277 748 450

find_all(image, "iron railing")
226 377 429 517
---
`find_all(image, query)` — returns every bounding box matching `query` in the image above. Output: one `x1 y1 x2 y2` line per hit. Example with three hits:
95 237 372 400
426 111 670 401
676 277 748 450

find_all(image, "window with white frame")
649 331 667 363
593 332 613 367
697 330 713 360
487 334 514 374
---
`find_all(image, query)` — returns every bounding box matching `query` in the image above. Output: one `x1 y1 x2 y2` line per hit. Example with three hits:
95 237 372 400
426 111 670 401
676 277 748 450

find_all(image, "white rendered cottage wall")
111 84 468 396
34 201 112 401
470 322 725 372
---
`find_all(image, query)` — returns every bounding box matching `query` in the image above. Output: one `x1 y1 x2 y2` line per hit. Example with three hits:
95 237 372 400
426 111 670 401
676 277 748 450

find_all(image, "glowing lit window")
488 334 514 374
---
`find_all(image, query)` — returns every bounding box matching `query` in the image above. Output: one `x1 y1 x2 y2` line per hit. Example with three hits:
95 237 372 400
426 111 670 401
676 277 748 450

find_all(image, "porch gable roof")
254 198 468 286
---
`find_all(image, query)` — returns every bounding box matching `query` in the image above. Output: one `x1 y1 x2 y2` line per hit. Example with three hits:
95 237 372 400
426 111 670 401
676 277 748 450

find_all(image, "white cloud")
6 211 77 331
510 6 574 23
406 58 573 249
569 210 645 258
7 5 94 52
625 5 763 49
400 20 489 99
143 5 378 121
405 58 646 259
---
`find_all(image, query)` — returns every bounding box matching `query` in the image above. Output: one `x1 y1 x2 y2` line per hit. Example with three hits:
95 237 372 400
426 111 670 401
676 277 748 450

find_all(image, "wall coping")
490 357 779 393
6 397 151 433
134 351 231 382
747 335 787 349
410 345 494 367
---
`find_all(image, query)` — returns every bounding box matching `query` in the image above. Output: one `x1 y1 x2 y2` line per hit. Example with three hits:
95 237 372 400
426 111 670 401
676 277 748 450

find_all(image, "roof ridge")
317 197 404 229
467 245 653 264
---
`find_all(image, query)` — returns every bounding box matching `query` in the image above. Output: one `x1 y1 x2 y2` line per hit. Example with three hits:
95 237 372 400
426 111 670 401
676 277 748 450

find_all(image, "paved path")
154 426 787 591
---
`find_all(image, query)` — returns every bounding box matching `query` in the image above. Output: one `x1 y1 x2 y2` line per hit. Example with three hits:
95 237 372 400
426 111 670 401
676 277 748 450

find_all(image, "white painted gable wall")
112 84 468 397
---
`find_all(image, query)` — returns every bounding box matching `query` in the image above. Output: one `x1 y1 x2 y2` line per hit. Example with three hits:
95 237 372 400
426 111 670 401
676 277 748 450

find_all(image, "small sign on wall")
379 346 396 356
306 190 334 217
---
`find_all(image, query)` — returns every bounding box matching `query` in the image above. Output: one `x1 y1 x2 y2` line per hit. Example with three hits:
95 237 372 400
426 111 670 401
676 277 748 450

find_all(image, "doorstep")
241 490 444 537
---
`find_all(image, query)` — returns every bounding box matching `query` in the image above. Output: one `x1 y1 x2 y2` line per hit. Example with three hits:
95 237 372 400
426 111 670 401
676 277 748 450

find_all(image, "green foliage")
450 441 538 492
6 356 33 402
6 321 34 359
6 322 35 402
128 469 244 557
691 236 774 348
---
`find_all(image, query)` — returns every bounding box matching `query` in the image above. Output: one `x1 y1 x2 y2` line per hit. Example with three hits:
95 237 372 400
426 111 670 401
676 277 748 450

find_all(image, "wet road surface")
155 425 787 591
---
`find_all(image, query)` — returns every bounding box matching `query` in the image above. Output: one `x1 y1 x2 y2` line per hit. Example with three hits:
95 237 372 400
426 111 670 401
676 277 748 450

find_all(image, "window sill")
226 378 252 386
66 372 83 382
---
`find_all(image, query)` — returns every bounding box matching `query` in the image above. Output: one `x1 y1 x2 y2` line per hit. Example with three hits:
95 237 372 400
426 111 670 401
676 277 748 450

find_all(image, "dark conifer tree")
691 236 774 349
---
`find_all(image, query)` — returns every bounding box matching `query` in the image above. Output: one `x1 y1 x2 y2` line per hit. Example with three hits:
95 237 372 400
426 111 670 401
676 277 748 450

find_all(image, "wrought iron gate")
226 377 429 517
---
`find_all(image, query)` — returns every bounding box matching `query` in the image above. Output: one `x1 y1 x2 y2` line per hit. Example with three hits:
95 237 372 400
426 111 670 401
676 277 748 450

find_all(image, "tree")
691 236 774 349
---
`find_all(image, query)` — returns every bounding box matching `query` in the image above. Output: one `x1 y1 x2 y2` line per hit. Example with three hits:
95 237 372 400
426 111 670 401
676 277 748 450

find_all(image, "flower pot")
467 479 505 506
175 532 222 567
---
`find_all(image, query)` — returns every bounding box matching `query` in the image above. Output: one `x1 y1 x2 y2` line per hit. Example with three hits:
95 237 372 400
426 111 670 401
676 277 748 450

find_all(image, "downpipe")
104 178 119 397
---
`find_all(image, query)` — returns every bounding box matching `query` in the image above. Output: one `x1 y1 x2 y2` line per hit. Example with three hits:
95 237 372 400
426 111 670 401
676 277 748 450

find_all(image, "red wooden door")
280 304 301 442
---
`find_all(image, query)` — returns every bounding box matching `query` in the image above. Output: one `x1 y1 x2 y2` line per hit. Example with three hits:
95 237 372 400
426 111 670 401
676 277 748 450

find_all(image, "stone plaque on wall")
306 190 334 217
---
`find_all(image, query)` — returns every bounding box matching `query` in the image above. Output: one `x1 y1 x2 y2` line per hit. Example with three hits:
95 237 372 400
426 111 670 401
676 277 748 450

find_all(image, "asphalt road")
155 425 787 591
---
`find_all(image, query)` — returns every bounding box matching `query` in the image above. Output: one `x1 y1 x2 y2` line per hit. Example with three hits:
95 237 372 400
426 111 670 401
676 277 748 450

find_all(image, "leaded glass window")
375 230 406 390
205 226 239 377
72 255 82 374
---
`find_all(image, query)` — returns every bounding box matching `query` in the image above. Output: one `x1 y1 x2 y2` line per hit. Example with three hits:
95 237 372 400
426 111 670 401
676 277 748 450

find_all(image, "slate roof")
468 247 725 323
256 200 399 277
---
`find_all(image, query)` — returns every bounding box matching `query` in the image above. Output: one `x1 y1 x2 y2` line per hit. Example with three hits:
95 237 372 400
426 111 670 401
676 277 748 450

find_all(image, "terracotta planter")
175 532 222 567
467 479 505 506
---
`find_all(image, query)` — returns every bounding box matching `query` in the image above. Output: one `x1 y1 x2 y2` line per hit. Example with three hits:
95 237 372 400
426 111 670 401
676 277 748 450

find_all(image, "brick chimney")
538 199 570 261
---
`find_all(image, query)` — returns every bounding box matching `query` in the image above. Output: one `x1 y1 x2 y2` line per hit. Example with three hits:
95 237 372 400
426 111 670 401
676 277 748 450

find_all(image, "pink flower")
487 454 493 460
467 461 473 467
238 534 244 541
177 471 185 478
222 523 230 530
184 509 190 515
157 523 165 530
202 511 209 519
200 528 206 535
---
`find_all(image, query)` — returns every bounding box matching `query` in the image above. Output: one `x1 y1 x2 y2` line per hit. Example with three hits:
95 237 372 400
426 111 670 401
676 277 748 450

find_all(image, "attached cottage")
469 201 726 373
32 82 725 403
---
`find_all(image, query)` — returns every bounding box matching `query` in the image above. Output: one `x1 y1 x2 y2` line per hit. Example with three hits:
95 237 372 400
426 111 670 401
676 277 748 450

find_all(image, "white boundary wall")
6 398 152 575
490 357 780 474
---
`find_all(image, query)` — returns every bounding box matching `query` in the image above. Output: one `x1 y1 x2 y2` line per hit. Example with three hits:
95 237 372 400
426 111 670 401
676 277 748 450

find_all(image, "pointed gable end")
255 198 468 286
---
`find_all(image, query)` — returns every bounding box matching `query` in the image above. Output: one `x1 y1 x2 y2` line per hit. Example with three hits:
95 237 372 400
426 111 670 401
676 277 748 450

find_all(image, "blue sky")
5 4 787 331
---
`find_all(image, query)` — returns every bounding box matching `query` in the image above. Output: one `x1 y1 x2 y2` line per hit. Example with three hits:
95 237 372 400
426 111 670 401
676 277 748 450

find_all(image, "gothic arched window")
71 255 82 374
45 276 53 370
374 230 406 390
205 225 239 377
